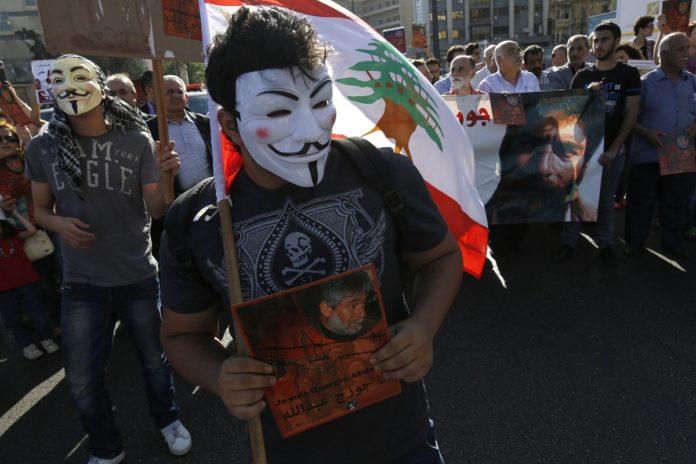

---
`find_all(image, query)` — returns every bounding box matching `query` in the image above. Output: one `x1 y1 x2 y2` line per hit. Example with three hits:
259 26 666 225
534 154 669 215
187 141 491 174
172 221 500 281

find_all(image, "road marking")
646 248 687 272
0 368 65 437
486 246 507 289
580 233 598 248
64 434 88 460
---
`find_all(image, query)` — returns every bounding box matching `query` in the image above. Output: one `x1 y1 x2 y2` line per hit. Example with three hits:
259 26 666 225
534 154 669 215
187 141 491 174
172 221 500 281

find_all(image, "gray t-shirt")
25 128 159 286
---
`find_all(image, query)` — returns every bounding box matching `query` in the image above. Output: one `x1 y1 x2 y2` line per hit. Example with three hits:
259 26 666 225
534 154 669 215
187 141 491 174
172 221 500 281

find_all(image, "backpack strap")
163 177 216 274
331 137 407 234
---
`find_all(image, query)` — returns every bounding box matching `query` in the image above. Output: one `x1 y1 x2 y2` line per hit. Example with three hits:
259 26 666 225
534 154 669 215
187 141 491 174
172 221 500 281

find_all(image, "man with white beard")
444 55 486 95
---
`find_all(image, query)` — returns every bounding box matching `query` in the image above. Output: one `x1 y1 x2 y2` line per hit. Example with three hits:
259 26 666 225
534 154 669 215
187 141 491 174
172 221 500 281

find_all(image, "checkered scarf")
46 55 149 199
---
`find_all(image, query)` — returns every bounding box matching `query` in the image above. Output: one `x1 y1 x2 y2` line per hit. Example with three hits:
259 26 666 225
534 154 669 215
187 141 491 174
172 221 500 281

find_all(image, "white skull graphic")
285 232 312 268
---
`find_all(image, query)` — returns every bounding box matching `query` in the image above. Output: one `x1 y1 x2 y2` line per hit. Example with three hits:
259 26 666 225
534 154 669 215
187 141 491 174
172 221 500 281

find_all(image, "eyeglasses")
165 89 185 95
0 134 18 143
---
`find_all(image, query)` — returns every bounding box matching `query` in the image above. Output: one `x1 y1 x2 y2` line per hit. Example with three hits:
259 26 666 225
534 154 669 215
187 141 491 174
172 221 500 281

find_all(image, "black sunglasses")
0 134 18 143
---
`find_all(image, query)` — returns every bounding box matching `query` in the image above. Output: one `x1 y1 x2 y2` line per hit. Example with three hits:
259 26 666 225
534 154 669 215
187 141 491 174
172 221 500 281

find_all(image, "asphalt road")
1 214 695 463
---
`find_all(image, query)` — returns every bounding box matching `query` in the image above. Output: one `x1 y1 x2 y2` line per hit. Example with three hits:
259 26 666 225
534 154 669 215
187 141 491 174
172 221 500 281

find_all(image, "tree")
14 28 58 60
163 61 206 84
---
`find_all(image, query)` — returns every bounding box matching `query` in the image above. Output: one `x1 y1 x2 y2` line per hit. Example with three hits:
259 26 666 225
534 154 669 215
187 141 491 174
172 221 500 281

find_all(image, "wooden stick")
218 199 268 464
151 59 175 205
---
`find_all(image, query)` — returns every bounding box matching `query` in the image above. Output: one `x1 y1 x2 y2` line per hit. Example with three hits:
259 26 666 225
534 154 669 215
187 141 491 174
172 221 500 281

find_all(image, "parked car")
186 89 209 116
39 107 53 122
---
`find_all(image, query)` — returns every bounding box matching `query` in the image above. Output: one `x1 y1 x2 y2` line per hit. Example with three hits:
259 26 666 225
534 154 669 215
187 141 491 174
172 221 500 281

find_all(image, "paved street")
1 213 695 463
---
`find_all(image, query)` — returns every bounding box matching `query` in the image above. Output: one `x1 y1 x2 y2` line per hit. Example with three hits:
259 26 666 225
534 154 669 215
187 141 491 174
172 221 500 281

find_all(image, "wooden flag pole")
218 199 268 464
151 59 175 205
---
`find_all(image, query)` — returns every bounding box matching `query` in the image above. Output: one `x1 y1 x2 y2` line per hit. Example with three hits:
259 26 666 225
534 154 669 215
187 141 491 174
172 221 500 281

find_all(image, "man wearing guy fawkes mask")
23 54 192 464
159 6 462 464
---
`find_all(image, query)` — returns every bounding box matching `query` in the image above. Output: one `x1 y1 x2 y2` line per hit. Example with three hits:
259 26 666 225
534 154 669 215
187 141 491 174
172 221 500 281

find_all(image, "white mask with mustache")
235 66 335 187
50 56 103 116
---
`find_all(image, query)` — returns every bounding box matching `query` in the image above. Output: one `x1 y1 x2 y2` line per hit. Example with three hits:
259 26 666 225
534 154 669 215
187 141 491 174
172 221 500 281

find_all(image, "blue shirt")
478 70 540 93
434 74 451 94
631 67 696 165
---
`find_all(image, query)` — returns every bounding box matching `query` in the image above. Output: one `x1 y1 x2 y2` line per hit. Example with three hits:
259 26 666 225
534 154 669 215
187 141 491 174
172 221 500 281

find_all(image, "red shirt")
0 165 33 221
0 234 38 291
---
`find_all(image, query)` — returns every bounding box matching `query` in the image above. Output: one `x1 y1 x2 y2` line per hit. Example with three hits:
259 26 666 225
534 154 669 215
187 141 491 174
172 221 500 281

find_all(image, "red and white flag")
200 0 489 278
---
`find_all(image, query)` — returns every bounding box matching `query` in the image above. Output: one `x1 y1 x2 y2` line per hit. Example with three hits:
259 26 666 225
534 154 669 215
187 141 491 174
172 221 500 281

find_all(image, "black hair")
523 44 545 64
464 42 480 55
446 44 466 64
633 15 654 35
567 34 590 49
140 70 153 89
595 21 622 41
616 43 645 60
425 57 441 67
206 6 328 114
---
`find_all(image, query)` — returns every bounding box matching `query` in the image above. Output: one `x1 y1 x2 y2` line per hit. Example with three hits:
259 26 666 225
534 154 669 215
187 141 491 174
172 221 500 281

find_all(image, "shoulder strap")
164 177 215 271
331 137 407 233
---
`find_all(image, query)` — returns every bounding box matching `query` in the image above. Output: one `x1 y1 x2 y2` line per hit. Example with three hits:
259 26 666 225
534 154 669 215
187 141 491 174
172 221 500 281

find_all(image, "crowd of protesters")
0 6 695 464
415 15 696 264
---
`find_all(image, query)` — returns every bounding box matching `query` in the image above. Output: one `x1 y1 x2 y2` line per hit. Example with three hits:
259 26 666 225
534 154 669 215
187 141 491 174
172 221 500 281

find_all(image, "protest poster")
231 265 401 438
162 0 202 40
0 82 31 126
445 90 605 224
411 24 428 49
382 27 406 53
658 132 696 175
490 93 528 125
628 59 658 76
30 60 53 107
37 0 202 61
616 0 660 39
662 0 691 33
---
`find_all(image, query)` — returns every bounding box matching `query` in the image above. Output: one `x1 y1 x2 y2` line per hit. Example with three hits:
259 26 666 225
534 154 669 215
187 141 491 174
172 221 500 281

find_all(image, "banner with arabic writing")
445 90 605 224
231 264 401 438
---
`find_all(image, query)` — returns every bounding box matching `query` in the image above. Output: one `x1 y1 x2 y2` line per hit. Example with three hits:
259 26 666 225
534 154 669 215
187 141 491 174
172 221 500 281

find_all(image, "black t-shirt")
159 146 448 463
571 61 641 149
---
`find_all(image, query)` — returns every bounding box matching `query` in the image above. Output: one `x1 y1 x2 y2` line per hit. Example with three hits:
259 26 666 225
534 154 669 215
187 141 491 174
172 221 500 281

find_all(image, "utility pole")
430 0 440 58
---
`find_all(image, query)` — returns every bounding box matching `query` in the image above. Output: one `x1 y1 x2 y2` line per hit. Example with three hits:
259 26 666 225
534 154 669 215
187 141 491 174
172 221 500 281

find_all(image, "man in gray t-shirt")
25 54 192 464
26 129 159 285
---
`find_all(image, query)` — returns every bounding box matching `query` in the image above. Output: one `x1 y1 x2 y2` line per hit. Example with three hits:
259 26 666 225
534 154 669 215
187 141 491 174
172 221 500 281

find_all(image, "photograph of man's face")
676 134 690 149
319 291 368 336
313 270 377 339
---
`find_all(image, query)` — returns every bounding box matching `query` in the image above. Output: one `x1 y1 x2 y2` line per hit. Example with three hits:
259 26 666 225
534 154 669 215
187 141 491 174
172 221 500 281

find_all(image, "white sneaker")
86 450 125 464
40 339 60 354
160 420 192 456
22 344 43 360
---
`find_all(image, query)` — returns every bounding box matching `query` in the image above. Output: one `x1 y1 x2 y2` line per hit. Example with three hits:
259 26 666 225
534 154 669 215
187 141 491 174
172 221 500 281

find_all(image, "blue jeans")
61 276 179 458
0 281 53 349
562 150 625 249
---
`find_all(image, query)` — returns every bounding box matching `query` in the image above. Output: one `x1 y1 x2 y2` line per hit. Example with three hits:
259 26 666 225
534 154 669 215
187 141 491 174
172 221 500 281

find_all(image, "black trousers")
625 162 696 248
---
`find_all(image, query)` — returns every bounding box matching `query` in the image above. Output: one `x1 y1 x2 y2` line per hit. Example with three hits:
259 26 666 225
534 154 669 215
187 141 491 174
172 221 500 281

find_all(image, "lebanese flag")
200 0 489 278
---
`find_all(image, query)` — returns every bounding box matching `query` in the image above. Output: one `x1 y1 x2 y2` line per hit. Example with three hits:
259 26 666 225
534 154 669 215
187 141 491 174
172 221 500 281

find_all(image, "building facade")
0 0 43 85
548 0 616 45
338 0 553 62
